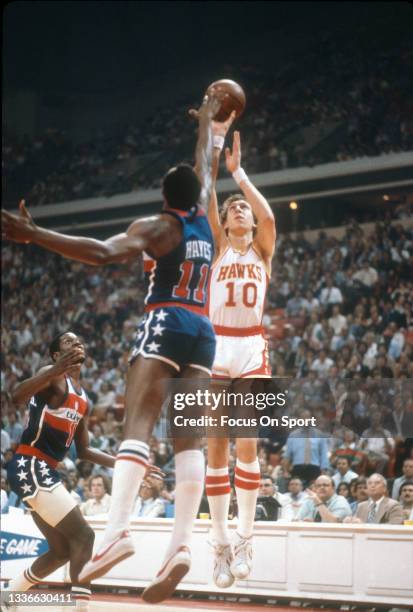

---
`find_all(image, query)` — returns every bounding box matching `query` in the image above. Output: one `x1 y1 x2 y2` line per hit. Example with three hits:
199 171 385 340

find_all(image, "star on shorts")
17 457 28 468
146 341 160 353
155 309 168 322
151 323 165 336
17 470 28 481
21 483 32 495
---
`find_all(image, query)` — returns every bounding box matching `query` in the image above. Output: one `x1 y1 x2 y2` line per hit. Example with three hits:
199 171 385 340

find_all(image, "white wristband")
213 135 225 151
232 167 248 185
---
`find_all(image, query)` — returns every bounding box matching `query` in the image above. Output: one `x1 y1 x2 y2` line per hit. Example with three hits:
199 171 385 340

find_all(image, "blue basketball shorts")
129 306 216 374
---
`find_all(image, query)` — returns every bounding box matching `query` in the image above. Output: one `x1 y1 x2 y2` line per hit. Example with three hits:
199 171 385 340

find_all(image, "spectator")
328 305 347 336
349 477 368 515
391 458 413 500
283 477 308 520
387 323 405 361
93 382 116 419
399 482 413 521
332 457 359 490
5 412 23 445
89 423 109 452
360 410 395 473
80 474 111 516
132 475 166 518
311 349 335 379
1 428 11 454
319 277 343 308
337 482 351 499
101 408 119 437
1 476 9 513
296 475 352 522
255 477 283 521
285 409 330 485
352 261 379 290
347 473 403 525
261 476 292 517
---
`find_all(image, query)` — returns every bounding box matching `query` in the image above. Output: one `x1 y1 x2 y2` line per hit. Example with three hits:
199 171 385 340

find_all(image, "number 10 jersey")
208 245 268 332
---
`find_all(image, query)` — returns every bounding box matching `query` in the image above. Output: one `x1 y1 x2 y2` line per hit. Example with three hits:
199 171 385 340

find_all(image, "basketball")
206 79 246 122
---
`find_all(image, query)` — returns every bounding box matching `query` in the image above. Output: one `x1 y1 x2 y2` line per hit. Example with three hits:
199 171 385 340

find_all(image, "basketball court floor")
1 592 351 611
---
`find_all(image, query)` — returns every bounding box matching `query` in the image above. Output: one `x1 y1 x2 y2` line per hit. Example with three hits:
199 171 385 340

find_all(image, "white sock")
8 566 41 591
102 439 149 545
206 466 231 545
234 458 260 539
162 449 204 562
71 585 91 609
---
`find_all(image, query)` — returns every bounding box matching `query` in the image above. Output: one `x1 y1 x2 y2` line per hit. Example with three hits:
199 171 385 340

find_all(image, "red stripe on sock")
235 477 260 490
205 474 230 485
116 455 148 468
206 485 231 496
235 466 260 480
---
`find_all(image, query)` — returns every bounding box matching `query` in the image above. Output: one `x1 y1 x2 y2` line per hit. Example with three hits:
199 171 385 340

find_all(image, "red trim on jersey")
144 260 156 272
16 445 59 469
145 302 206 315
235 467 260 481
205 474 230 485
206 485 231 496
43 411 73 434
214 325 264 337
234 477 260 490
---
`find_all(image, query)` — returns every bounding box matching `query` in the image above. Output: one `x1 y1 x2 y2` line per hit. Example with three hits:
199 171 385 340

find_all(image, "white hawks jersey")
208 245 268 331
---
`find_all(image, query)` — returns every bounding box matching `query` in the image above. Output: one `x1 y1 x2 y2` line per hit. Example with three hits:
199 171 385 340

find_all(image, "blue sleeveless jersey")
144 208 214 314
16 375 89 466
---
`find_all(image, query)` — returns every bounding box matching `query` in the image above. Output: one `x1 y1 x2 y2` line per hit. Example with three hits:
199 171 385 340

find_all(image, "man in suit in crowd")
391 458 413 499
345 473 403 525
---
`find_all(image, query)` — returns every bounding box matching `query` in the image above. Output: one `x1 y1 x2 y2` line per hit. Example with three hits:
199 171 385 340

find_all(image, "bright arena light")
289 201 298 210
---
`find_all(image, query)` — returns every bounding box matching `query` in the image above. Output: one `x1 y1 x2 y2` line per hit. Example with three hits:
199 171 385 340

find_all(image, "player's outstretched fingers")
225 110 237 129
19 199 32 220
188 108 200 120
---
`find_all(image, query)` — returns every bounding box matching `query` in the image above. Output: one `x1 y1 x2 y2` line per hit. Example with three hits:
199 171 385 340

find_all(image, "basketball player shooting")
206 124 276 588
2 92 220 604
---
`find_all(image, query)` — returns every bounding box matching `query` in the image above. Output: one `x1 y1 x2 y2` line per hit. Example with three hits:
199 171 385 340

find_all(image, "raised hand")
211 110 236 139
188 88 221 123
225 130 241 174
2 200 36 244
51 348 86 376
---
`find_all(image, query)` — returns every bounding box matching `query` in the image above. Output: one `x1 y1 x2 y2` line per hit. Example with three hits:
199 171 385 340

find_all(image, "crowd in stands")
3 27 412 207
2 210 412 523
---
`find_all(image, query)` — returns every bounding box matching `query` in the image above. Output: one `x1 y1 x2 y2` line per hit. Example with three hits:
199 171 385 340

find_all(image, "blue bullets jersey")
17 375 89 466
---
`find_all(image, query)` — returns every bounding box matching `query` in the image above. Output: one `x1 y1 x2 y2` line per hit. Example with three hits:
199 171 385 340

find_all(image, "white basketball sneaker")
78 530 135 583
212 542 234 588
142 545 191 604
230 533 253 580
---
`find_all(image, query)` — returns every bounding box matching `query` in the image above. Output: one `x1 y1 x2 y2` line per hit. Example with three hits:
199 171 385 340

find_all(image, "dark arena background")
2 2 413 611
